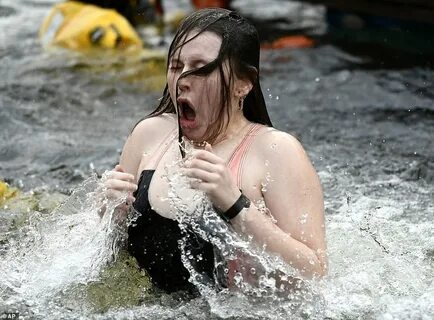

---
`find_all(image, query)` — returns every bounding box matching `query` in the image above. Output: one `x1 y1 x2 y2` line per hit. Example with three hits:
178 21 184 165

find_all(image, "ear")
234 77 253 99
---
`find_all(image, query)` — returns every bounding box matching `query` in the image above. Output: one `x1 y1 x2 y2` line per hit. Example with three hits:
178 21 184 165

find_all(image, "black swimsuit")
127 170 216 293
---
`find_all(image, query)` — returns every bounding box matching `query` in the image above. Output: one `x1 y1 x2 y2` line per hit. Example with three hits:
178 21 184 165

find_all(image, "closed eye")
191 59 209 69
169 58 183 71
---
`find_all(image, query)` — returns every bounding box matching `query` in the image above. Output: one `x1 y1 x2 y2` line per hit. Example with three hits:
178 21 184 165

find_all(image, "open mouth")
178 99 196 121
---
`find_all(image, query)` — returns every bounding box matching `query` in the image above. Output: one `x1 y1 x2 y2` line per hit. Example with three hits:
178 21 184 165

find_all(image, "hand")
99 164 137 218
183 143 241 212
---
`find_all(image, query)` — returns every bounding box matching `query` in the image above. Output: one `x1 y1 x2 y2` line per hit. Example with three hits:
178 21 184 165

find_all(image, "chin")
182 128 206 142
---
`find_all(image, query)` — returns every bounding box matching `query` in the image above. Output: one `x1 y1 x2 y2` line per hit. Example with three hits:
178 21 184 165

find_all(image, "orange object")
192 0 231 9
261 35 315 50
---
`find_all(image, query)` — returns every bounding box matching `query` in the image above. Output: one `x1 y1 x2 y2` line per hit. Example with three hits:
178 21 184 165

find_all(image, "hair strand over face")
134 8 272 152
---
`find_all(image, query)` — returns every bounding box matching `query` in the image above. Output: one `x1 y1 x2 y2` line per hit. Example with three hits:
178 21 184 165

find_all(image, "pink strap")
227 124 264 187
148 128 177 168
225 124 265 287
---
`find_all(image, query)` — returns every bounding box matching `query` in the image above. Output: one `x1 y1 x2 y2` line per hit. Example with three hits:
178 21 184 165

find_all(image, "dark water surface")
1 0 433 319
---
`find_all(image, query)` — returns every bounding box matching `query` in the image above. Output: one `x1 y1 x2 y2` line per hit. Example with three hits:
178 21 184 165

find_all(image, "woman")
103 8 327 293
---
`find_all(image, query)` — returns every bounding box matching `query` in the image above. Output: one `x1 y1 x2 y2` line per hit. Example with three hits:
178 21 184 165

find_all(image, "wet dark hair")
145 8 272 152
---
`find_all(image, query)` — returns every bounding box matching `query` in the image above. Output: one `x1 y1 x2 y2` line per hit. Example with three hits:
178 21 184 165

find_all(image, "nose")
177 75 190 93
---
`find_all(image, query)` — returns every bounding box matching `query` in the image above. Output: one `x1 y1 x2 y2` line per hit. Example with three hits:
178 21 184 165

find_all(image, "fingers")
107 170 135 183
105 178 137 193
189 149 223 165
183 149 229 185
189 179 212 192
204 142 213 152
103 165 137 202
105 188 136 202
184 167 219 183
185 158 215 172
115 164 125 172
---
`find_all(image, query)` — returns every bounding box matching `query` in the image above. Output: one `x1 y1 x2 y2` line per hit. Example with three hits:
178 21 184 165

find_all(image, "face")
167 31 225 142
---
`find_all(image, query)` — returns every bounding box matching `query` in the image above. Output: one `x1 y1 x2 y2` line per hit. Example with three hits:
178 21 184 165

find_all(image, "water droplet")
300 213 308 224
233 272 243 286
250 268 256 274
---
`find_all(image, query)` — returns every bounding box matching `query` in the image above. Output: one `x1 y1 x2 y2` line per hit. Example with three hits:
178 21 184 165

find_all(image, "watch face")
220 193 251 222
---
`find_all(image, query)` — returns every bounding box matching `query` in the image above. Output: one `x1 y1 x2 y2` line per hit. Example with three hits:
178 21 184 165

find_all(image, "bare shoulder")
249 127 320 187
252 127 310 166
119 113 177 178
130 113 177 141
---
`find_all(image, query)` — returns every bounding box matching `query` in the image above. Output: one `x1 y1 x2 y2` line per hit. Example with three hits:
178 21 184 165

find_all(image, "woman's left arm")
184 133 327 278
231 132 327 278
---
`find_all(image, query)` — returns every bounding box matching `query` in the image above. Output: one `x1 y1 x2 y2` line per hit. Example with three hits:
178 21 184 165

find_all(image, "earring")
238 96 245 111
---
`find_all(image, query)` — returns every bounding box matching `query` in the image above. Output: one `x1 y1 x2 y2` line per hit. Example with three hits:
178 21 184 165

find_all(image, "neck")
212 111 250 145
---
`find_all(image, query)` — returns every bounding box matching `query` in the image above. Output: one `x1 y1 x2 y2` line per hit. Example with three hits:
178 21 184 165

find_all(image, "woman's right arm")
97 131 142 219
98 119 147 218
99 115 176 218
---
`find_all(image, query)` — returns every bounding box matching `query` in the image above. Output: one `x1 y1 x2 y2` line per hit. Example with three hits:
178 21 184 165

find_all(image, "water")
1 0 433 319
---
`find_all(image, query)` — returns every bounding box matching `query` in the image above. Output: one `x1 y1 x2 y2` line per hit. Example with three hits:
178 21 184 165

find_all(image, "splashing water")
1 166 432 319
148 139 434 319
319 194 434 319
161 140 325 319
0 174 131 317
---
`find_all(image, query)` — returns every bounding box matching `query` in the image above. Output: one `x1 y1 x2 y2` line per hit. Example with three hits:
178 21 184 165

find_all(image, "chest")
138 140 265 220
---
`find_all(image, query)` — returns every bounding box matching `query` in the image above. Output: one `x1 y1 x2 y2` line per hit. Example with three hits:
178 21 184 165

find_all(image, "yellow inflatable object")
39 1 142 50
0 181 19 207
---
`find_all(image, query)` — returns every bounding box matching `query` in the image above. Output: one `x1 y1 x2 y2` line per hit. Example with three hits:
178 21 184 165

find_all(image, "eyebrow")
169 56 212 65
